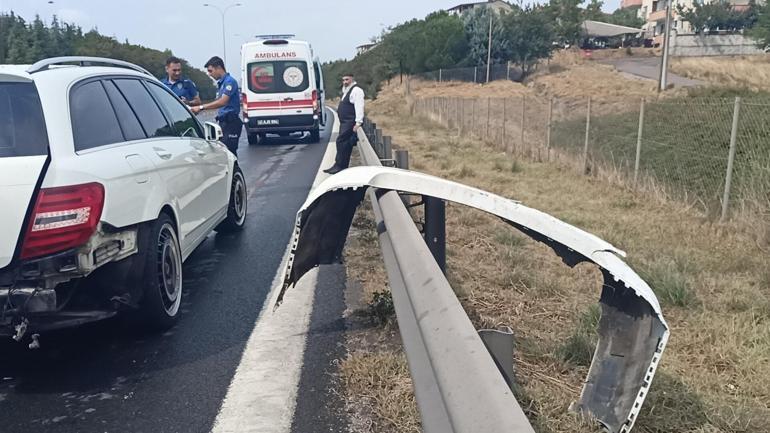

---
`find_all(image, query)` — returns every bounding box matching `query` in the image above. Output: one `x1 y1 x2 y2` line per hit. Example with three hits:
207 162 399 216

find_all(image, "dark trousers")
335 122 358 169
218 113 242 157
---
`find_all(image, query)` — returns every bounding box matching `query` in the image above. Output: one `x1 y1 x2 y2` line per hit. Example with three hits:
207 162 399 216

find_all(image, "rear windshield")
0 82 49 157
247 61 309 94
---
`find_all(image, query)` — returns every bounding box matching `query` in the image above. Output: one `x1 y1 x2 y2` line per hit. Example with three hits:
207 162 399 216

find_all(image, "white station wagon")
0 57 247 343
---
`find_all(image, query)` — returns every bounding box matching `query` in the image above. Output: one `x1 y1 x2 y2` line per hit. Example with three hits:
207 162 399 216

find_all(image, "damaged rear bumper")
0 224 138 340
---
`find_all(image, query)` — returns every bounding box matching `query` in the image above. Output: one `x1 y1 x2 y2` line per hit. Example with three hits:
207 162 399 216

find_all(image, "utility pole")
486 12 493 83
658 0 673 92
203 3 243 69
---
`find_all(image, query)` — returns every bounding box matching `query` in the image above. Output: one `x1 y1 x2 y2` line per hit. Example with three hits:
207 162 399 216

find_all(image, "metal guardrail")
355 120 536 433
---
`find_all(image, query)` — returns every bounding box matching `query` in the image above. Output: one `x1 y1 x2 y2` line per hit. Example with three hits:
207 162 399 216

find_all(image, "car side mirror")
204 121 223 141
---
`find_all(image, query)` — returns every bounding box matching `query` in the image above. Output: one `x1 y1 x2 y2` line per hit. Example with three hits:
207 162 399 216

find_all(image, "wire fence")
413 63 524 84
412 93 770 222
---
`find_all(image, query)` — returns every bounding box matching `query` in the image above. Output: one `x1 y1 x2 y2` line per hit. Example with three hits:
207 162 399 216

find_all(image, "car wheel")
215 166 247 233
137 213 182 330
247 132 260 146
309 128 320 143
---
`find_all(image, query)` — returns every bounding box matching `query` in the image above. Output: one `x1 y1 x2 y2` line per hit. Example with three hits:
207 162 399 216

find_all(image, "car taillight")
241 92 248 119
312 90 318 113
20 182 105 260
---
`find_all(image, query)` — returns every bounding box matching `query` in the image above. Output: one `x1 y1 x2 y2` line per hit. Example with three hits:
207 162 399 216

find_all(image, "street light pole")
658 0 673 91
202 3 242 68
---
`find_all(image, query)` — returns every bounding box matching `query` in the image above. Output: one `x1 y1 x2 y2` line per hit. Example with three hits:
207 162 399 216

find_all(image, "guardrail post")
383 136 393 161
721 96 741 222
634 98 645 188
424 196 446 275
583 97 592 175
375 128 384 158
478 326 515 390
395 149 409 170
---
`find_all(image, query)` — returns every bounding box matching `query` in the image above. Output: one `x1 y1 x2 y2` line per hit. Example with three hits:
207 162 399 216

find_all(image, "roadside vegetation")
339 81 770 433
0 12 216 98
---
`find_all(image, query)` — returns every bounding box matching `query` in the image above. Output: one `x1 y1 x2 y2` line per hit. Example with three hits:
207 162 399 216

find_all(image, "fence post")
520 95 526 156
634 98 646 187
506 61 511 81
502 98 507 151
546 97 553 161
486 97 491 142
474 66 478 84
439 68 443 82
583 97 592 175
472 98 477 137
720 96 742 222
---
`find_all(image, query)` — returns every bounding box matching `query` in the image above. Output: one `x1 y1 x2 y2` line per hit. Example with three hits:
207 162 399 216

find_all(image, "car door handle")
153 147 172 160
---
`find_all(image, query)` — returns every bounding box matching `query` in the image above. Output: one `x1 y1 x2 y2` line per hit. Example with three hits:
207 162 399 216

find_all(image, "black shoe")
323 166 342 174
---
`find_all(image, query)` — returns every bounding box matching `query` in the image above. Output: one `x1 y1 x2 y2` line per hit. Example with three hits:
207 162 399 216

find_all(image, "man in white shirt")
323 74 365 174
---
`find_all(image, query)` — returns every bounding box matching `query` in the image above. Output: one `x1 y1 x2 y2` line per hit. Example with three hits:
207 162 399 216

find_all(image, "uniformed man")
323 73 364 174
160 56 200 106
191 56 242 157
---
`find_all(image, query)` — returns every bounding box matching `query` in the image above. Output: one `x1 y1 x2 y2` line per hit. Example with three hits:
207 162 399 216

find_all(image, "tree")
608 6 645 28
677 0 757 34
547 0 583 45
584 0 607 21
750 0 770 49
462 7 511 66
503 5 556 78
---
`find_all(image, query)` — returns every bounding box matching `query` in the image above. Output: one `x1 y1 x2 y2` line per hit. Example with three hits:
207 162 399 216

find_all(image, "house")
638 0 760 41
446 0 513 16
620 0 643 9
356 42 378 56
639 0 695 39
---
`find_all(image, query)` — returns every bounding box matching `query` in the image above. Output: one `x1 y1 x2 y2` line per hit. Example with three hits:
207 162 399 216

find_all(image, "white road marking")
211 110 340 433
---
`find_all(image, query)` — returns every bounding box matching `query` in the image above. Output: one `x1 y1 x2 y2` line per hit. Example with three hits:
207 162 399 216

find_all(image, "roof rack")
254 34 296 40
27 56 152 76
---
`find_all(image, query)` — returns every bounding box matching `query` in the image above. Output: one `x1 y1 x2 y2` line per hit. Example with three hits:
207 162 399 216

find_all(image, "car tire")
309 128 320 143
137 213 183 331
215 166 247 233
247 132 260 146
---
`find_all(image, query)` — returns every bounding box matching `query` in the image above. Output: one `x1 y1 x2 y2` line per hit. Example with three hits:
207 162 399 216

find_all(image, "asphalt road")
601 57 704 87
0 113 333 433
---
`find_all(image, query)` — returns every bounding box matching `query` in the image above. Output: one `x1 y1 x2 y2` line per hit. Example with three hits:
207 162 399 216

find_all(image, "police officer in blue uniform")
191 56 242 157
160 56 200 106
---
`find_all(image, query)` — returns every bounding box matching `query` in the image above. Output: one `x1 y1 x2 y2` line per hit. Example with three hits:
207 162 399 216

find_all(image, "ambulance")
240 35 326 144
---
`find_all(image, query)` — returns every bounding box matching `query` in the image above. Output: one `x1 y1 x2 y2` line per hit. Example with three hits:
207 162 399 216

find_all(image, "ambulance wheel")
309 128 320 143
247 132 260 146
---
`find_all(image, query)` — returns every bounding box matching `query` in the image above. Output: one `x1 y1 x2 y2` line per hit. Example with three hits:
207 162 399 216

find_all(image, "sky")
0 0 621 74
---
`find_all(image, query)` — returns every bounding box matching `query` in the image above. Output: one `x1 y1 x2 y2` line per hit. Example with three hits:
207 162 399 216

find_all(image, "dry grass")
406 48 668 103
340 81 770 433
670 55 770 92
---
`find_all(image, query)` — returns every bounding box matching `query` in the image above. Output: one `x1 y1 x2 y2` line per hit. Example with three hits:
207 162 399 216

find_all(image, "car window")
113 79 174 138
146 82 202 138
0 82 49 157
103 80 146 142
70 80 125 151
247 61 309 94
